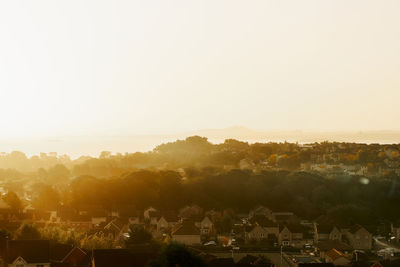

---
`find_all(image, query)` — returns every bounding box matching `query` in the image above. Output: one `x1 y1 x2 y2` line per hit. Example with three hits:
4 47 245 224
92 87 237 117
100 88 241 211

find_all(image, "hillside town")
0 200 399 267
0 139 398 266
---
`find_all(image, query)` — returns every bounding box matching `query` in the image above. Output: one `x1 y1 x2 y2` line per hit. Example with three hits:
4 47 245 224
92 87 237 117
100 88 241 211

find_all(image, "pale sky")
0 0 399 138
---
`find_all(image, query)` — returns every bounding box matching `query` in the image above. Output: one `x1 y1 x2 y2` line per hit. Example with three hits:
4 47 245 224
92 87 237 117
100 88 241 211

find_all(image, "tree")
149 242 207 267
125 225 152 246
14 224 41 240
47 164 70 184
80 233 115 250
32 184 60 210
3 191 22 212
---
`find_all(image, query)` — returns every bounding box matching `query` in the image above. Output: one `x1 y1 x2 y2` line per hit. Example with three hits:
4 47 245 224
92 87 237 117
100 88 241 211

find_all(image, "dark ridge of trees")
43 168 399 228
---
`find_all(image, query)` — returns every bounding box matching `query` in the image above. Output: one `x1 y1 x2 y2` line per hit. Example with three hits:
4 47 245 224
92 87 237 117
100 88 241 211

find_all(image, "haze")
1 0 399 139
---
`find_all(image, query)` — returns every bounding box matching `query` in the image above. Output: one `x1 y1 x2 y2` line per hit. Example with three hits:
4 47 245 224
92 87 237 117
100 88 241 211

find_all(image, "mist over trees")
0 136 399 229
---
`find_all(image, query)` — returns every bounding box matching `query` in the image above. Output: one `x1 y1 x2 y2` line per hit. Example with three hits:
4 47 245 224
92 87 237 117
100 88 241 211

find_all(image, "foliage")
2 191 22 212
125 225 153 246
39 226 85 246
14 223 41 240
80 232 115 250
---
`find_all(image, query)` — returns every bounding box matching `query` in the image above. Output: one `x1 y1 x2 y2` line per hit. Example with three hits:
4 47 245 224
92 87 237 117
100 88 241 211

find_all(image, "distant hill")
1 127 400 158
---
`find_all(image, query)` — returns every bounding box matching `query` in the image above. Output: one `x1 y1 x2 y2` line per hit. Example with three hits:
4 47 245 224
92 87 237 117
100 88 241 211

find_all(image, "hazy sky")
0 0 399 138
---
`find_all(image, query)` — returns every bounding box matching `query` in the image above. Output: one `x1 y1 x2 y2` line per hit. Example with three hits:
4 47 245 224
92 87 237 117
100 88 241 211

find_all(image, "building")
6 240 50 267
171 221 201 245
314 224 342 244
324 249 351 266
198 216 213 236
278 224 313 248
316 240 353 259
344 225 372 250
156 213 180 232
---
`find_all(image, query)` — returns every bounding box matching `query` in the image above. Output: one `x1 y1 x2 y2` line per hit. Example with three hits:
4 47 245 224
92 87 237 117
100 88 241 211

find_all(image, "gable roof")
349 224 369 234
49 242 74 262
325 249 345 261
317 240 353 252
160 212 179 223
317 224 337 234
172 221 200 236
249 225 268 234
62 246 90 266
7 240 50 264
104 218 126 232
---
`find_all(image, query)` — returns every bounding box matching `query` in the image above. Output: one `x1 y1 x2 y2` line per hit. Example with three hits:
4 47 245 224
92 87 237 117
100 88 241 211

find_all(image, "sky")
0 0 399 139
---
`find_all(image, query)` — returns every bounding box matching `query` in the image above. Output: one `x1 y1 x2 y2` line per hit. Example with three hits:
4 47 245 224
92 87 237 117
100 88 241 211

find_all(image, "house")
249 215 279 237
279 226 292 246
316 240 353 259
60 246 90 267
278 224 313 248
324 249 351 266
344 225 372 250
128 216 142 226
198 216 213 235
143 208 161 226
156 213 179 232
50 243 90 267
6 240 50 267
143 207 157 220
246 225 269 242
245 216 279 244
171 221 201 245
314 224 342 244
103 218 127 238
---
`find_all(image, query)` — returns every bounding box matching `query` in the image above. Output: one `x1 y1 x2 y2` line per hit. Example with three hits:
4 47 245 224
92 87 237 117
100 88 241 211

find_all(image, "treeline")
1 136 400 229
25 168 400 229
2 136 399 177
